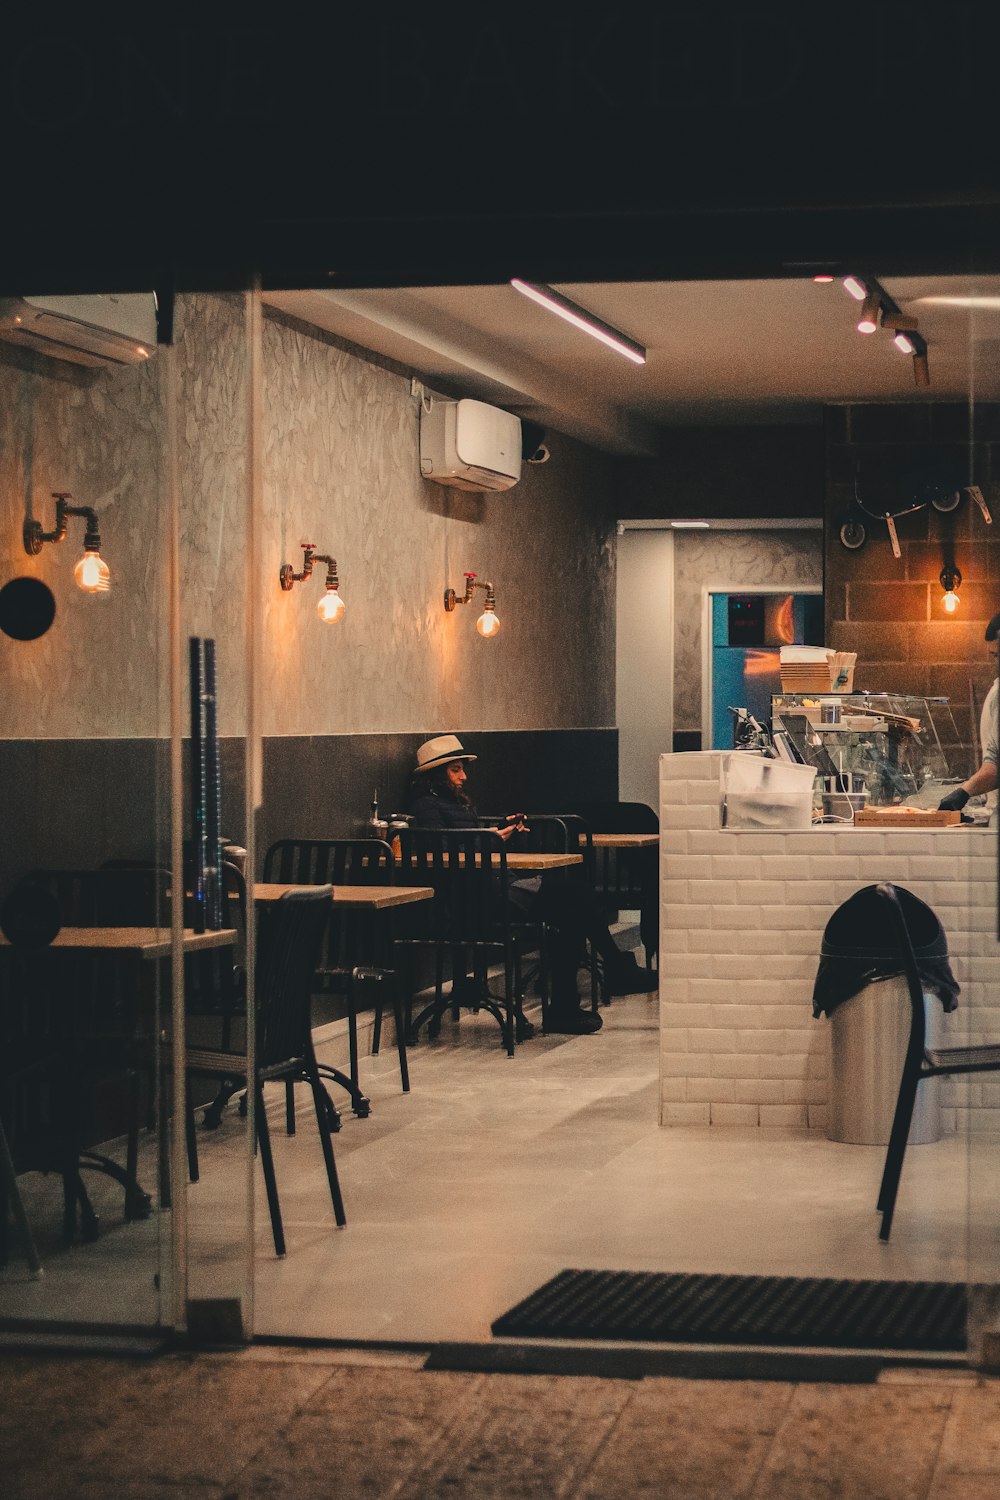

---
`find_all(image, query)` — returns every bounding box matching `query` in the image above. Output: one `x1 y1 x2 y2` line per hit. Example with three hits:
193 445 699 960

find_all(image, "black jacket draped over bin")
812 883 960 1019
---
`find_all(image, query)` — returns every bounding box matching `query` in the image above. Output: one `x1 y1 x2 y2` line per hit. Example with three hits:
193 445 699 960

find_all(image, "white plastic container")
722 753 817 830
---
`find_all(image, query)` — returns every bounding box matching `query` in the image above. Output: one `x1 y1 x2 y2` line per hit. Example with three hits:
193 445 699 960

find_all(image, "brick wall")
659 752 998 1134
824 404 1000 775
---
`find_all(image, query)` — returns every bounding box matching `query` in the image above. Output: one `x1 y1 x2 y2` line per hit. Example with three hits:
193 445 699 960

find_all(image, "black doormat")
491 1271 966 1352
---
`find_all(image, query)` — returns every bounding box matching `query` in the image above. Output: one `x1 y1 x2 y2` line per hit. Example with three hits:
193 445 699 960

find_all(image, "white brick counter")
659 751 999 1134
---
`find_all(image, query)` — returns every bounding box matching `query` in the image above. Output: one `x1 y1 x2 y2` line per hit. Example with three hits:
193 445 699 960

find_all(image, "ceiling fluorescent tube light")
670 520 711 528
510 280 646 364
857 292 881 333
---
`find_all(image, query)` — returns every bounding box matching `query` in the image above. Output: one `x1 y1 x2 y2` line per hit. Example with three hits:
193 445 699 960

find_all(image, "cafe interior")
2 262 999 1363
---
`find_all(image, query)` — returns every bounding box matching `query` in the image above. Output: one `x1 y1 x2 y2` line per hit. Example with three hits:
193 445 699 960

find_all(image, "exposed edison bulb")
317 587 346 624
942 588 960 614
476 607 500 638
73 549 110 594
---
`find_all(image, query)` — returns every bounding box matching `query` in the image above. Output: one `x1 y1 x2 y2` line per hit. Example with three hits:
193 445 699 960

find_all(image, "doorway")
707 588 824 749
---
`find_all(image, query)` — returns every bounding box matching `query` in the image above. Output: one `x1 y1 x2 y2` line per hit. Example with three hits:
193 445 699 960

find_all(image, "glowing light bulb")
73 549 110 593
942 588 960 614
317 587 346 624
476 607 500 638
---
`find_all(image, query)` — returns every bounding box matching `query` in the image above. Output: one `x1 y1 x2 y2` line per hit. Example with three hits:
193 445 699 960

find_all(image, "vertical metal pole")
243 285 264 1331
166 335 189 1332
204 638 222 930
190 636 206 934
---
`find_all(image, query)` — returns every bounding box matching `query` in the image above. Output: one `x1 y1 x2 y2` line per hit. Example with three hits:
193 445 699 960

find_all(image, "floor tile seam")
742 1387 797 1500
745 1379 844 1500
388 1372 494 1499
554 1383 638 1500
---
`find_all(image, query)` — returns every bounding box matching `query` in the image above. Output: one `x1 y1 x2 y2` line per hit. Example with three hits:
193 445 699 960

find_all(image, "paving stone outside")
3 1352 1000 1500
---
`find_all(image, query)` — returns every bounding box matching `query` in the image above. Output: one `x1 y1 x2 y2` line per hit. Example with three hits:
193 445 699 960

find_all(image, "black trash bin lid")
819 883 948 963
813 883 959 1018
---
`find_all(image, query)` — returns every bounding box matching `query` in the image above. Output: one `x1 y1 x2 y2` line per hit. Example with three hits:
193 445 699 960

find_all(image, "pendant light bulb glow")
893 332 915 354
317 587 346 624
476 606 500 638
842 276 868 301
940 566 961 614
73 549 111 594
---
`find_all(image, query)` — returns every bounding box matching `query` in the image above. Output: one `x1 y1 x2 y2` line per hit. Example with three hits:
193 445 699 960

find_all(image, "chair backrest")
396 828 509 944
485 814 572 855
255 887 333 1069
262 839 394 972
263 837 395 886
876 883 930 1060
543 801 658 909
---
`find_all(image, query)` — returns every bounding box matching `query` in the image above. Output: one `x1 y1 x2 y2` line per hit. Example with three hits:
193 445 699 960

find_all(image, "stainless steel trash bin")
828 975 941 1146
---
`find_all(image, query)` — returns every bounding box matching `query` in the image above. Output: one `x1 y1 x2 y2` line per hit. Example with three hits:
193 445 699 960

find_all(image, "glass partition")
0 292 257 1341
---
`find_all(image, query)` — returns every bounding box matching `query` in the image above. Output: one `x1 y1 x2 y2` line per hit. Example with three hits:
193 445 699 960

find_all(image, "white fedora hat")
414 734 477 774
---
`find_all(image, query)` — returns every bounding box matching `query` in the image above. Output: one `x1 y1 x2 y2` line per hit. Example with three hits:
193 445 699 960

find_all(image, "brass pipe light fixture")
444 571 500 638
23 491 110 593
279 543 346 624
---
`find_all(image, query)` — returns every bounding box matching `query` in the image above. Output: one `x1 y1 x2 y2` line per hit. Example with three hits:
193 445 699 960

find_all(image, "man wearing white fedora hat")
407 734 655 1034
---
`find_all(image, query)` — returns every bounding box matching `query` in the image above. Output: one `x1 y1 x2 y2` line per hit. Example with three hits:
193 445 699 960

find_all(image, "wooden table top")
253 883 434 909
586 833 659 849
0 927 237 959
505 851 583 871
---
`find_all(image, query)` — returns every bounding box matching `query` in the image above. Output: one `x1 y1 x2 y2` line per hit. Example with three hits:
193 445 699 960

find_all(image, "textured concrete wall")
0 295 617 741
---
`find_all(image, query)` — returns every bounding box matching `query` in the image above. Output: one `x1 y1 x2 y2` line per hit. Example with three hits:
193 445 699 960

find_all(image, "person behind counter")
406 735 656 1035
939 609 999 819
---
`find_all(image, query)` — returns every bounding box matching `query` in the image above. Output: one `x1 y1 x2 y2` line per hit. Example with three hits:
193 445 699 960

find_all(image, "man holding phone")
407 735 655 1034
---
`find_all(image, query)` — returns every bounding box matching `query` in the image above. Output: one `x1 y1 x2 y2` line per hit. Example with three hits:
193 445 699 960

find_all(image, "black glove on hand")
938 787 970 812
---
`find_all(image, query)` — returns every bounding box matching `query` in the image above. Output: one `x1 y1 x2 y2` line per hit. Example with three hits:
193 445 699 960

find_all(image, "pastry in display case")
770 693 968 817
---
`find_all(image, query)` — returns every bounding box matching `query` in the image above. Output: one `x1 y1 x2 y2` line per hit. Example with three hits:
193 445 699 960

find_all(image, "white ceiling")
264 276 1000 457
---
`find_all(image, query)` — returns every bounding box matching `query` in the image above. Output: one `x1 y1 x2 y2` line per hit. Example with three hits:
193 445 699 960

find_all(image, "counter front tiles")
658 750 998 1133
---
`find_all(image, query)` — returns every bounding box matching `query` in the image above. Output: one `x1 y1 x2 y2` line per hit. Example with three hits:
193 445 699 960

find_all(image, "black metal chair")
558 801 659 990
262 839 409 1117
394 828 530 1057
875 881 1000 1242
184 886 346 1255
5 867 166 1240
494 813 601 1025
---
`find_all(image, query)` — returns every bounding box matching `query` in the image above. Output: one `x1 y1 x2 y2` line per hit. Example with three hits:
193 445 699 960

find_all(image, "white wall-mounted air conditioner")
0 293 158 369
419 397 521 492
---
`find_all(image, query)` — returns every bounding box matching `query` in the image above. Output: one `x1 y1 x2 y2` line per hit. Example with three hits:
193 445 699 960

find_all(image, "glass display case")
770 693 961 807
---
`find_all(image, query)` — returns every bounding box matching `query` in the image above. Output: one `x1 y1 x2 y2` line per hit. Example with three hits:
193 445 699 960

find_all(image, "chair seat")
926 1044 1000 1072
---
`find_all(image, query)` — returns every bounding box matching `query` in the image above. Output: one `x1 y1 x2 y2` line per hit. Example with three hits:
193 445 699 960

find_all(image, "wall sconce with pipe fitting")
279 543 346 624
444 571 500 638
23 491 110 593
940 565 962 614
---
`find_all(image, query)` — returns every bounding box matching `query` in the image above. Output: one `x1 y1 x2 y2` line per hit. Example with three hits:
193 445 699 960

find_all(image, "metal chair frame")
261 838 409 1119
876 881 1000 1242
185 887 346 1255
394 828 530 1057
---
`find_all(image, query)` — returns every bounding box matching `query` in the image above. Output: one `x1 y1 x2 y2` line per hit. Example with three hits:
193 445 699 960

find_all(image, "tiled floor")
6 974 1000 1499
3 976 999 1350
3 1343 1000 1500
